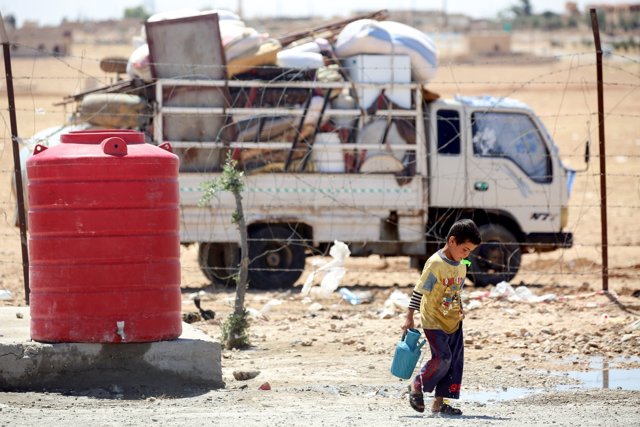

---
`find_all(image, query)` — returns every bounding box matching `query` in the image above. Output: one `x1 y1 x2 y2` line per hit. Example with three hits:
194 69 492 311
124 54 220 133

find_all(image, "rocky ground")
1 258 639 425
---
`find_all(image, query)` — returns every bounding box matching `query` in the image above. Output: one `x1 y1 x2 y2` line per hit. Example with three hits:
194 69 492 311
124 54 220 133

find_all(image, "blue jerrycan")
390 328 427 379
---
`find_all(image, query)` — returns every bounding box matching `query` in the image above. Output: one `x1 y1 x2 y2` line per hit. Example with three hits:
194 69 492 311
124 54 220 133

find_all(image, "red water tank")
27 130 182 343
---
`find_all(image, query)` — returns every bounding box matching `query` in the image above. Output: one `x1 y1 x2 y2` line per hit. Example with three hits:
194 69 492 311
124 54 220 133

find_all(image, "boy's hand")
402 310 415 332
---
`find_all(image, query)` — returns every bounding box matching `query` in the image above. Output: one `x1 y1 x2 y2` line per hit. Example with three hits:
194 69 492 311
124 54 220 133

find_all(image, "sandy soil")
0 32 639 425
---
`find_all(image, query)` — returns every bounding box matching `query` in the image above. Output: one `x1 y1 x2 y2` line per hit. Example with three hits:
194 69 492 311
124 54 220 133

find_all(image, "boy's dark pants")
413 326 464 399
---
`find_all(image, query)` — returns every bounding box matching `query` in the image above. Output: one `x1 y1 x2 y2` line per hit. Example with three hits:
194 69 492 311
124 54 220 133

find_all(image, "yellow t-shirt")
413 250 466 334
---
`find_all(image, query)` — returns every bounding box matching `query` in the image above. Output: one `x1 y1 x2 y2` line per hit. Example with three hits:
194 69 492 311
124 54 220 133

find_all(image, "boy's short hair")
447 219 481 245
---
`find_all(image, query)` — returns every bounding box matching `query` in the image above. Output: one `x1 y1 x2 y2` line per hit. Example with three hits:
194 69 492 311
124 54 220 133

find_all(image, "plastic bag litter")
467 290 490 300
489 281 517 299
338 288 374 305
0 289 12 300
465 300 482 311
514 286 556 303
379 289 411 319
308 302 324 312
489 281 555 303
301 241 350 297
188 290 215 300
248 299 283 320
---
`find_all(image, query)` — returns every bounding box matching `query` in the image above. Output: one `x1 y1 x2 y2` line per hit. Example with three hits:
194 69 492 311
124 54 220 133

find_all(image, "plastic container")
312 133 345 173
27 130 182 343
339 287 361 305
390 328 426 379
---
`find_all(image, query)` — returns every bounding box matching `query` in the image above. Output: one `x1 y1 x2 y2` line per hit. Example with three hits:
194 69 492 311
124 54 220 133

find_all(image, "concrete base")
0 307 223 393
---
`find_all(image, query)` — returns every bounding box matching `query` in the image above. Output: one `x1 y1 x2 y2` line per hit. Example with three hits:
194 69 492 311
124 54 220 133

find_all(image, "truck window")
436 109 460 155
471 112 551 183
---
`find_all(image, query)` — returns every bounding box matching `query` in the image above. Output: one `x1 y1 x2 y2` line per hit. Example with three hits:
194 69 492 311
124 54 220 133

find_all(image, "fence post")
589 8 609 292
1 14 30 304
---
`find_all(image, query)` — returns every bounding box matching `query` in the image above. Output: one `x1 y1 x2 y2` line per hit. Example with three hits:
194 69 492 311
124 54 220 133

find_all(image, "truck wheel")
198 242 239 287
248 225 306 289
468 224 521 287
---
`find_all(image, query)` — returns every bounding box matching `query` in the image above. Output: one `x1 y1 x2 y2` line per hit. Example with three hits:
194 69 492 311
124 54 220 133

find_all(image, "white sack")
277 50 325 69
335 19 438 84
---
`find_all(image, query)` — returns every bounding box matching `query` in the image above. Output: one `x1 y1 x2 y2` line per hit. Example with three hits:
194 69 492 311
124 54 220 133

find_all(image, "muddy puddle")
464 356 640 403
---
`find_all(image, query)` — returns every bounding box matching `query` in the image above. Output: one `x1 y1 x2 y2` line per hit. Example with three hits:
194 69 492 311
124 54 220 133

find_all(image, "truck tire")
248 225 305 289
468 224 521 287
198 242 239 287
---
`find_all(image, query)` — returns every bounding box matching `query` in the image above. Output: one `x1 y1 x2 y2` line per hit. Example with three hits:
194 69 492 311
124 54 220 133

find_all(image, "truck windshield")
471 112 552 183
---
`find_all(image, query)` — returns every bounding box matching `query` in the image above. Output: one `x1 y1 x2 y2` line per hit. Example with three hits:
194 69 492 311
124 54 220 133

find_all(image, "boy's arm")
403 260 437 331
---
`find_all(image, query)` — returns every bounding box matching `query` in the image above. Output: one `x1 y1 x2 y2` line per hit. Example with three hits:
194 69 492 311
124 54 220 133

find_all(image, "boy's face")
448 236 478 262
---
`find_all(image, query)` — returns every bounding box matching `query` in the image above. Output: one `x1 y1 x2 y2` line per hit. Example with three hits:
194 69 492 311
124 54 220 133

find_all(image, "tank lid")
61 130 146 144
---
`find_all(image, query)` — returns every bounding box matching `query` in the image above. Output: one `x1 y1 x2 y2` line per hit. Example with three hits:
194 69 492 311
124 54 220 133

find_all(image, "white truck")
149 72 574 289
17 53 575 290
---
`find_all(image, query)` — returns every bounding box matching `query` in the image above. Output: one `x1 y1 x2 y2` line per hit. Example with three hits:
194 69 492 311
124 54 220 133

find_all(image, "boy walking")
402 219 481 415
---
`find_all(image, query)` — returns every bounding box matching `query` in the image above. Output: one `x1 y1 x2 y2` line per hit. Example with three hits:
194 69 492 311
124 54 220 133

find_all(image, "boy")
402 219 481 415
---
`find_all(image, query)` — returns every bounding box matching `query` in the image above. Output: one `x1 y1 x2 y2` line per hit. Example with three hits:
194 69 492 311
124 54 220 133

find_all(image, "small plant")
200 152 250 349
199 154 245 207
221 309 250 350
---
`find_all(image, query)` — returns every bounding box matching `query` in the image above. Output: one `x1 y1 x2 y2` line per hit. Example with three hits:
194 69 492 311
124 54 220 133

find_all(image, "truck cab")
426 95 573 285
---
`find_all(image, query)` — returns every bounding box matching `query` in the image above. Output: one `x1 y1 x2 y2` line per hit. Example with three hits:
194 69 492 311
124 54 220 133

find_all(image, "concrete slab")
0 307 223 394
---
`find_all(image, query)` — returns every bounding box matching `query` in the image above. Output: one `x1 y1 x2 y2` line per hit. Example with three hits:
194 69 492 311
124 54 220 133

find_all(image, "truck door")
428 106 467 208
467 110 562 234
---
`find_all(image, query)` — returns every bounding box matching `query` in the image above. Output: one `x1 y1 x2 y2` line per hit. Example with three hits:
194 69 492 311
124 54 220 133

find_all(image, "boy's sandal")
408 391 425 413
434 403 463 416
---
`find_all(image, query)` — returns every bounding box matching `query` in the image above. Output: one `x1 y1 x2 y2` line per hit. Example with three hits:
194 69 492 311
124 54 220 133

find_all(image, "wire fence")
0 32 639 298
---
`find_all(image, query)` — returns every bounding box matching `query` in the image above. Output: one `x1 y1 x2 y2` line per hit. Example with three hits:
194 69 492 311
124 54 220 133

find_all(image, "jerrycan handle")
404 328 421 349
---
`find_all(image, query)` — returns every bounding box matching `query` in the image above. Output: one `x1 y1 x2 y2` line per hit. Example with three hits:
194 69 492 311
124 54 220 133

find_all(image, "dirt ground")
1 32 639 425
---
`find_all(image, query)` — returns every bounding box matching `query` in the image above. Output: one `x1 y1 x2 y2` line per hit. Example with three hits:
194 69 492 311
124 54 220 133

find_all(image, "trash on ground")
338 287 374 305
301 240 350 297
489 281 556 303
308 302 324 312
465 300 483 311
248 299 283 320
379 289 411 319
467 290 490 301
182 312 201 324
188 290 215 300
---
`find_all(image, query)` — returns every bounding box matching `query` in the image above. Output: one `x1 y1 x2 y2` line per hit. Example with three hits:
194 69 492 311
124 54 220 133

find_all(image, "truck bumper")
526 232 573 252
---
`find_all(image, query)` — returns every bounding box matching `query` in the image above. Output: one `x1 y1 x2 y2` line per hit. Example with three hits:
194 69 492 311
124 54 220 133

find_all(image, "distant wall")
466 33 512 56
8 26 72 57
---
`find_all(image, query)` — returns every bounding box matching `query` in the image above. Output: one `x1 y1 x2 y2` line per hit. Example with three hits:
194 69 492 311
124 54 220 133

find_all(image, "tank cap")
101 137 128 156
